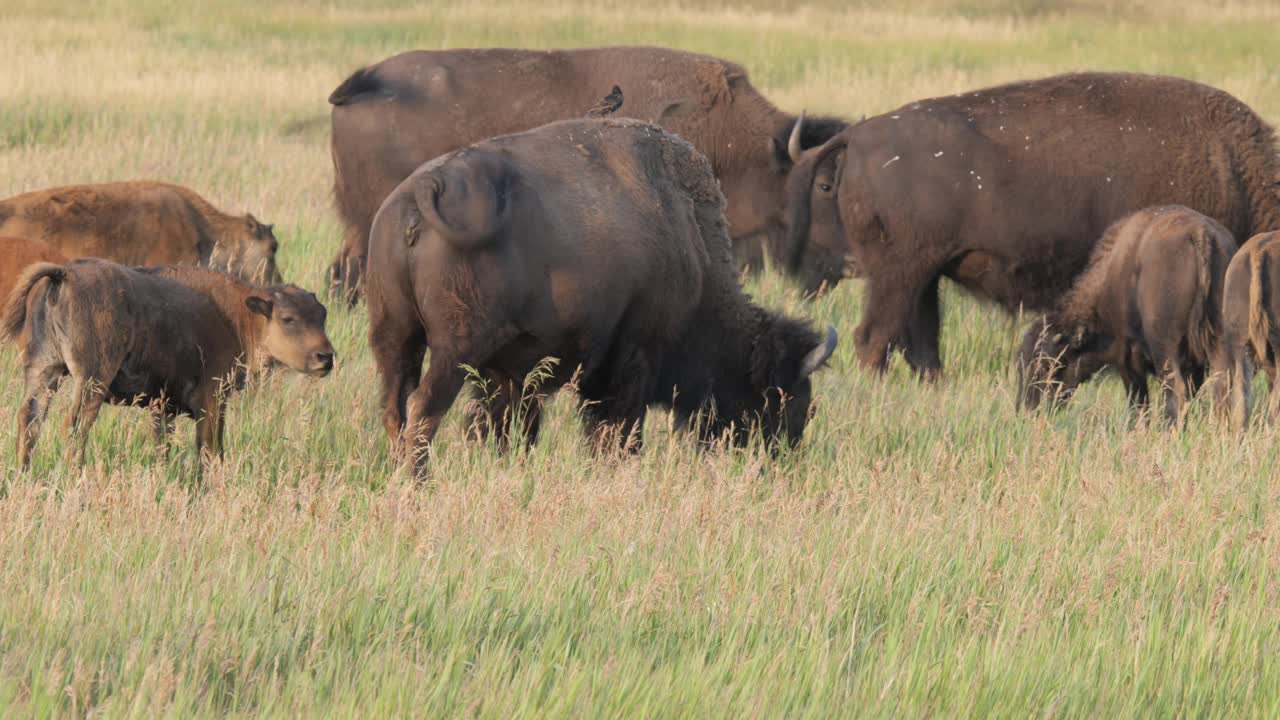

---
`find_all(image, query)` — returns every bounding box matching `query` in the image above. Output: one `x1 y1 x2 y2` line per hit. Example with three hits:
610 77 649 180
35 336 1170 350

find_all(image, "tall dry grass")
2 0 1280 715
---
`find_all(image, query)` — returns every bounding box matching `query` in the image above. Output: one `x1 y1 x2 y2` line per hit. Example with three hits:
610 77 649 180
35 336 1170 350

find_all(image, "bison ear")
653 98 699 124
245 296 273 318
415 157 512 246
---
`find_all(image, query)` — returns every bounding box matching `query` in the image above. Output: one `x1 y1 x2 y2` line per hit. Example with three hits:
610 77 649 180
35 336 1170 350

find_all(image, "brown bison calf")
1222 231 1280 431
0 181 282 285
367 118 837 478
1 259 334 468
1017 206 1236 423
0 238 67 343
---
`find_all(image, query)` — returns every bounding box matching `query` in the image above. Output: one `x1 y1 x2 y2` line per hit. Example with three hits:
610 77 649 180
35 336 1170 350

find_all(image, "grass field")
3 0 1280 715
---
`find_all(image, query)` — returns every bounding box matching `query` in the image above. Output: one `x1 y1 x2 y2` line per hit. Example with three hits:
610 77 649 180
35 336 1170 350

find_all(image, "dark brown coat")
328 45 845 301
1 260 334 468
1017 206 1237 423
784 72 1280 376
0 181 282 285
366 118 837 478
1222 231 1280 431
0 237 67 343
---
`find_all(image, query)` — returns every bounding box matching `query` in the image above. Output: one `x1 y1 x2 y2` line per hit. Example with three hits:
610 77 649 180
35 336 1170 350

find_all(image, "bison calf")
0 181 282 285
367 118 837 478
1223 231 1280 431
1017 206 1236 423
1 259 334 468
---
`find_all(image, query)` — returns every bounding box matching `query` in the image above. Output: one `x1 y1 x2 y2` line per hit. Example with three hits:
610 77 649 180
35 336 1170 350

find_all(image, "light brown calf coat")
0 181 281 284
1222 231 1280 431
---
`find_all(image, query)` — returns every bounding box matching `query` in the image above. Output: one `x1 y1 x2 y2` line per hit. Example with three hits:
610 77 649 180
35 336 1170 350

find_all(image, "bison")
784 72 1280 377
1 259 334 468
0 237 67 339
328 45 846 301
0 181 283 285
367 118 838 478
1222 231 1280 431
1016 206 1236 424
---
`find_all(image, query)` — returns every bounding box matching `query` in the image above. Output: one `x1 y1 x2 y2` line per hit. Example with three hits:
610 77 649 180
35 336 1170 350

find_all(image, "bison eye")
818 183 832 193
281 316 296 325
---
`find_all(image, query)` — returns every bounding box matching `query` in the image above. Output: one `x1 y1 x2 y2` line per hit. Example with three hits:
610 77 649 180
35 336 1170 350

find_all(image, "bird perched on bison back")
1017 206 1237 424
365 117 837 480
784 72 1280 379
326 46 847 303
586 85 624 117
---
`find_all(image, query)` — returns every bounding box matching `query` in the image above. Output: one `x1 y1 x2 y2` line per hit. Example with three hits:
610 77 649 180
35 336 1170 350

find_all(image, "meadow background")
3 0 1280 715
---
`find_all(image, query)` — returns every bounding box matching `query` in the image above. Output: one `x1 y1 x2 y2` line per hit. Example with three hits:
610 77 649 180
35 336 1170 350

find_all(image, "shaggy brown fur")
785 72 1280 377
1222 231 1280 431
1 259 334 469
327 45 846 302
366 118 837 479
1017 206 1238 424
0 237 67 347
0 181 282 285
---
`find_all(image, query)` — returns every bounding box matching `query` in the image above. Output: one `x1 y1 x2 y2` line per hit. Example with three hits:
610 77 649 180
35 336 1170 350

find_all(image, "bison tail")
1 263 65 343
328 66 386 106
1249 249 1273 367
1185 226 1220 365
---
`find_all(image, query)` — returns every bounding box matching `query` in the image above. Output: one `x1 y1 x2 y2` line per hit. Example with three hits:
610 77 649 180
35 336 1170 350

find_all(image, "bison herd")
3 44 1280 478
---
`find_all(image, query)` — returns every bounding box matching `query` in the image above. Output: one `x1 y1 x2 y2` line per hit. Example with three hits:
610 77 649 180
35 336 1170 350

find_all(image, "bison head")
700 315 838 448
1016 316 1105 411
245 286 336 378
781 115 855 297
213 213 282 285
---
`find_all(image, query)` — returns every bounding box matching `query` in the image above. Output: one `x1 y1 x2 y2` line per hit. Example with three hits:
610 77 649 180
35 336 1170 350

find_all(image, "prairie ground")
2 0 1280 716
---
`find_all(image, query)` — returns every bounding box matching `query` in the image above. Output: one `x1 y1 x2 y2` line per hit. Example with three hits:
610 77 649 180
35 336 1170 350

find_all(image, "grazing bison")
0 238 67 341
367 118 838 478
0 181 282 285
1017 206 1237 424
784 72 1280 377
1 259 333 468
328 45 846 301
1222 231 1280 431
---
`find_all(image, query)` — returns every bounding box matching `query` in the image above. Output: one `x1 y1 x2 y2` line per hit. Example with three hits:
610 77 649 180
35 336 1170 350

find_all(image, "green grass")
3 0 1280 715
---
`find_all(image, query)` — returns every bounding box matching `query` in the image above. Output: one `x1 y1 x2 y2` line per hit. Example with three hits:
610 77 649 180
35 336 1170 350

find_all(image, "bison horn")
800 324 838 378
788 111 806 164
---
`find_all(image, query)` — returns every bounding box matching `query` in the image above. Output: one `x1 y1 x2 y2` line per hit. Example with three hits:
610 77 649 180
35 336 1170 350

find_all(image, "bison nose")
311 350 335 374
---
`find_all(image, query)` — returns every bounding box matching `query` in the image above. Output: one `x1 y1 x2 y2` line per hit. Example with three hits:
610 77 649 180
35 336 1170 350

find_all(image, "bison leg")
327 249 365 307
1264 361 1280 425
1158 356 1191 427
404 359 467 480
370 317 427 459
903 275 943 381
17 363 65 469
150 400 176 461
855 271 939 376
1229 349 1254 433
465 371 543 452
580 347 651 455
63 377 106 467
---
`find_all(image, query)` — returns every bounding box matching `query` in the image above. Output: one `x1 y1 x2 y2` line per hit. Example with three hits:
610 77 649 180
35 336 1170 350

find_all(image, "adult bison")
367 118 837 478
783 72 1280 377
328 45 845 301
0 181 282 285
2 260 333 468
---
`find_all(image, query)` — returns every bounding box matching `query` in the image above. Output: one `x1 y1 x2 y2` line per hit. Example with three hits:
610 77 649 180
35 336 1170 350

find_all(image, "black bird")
586 85 624 118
